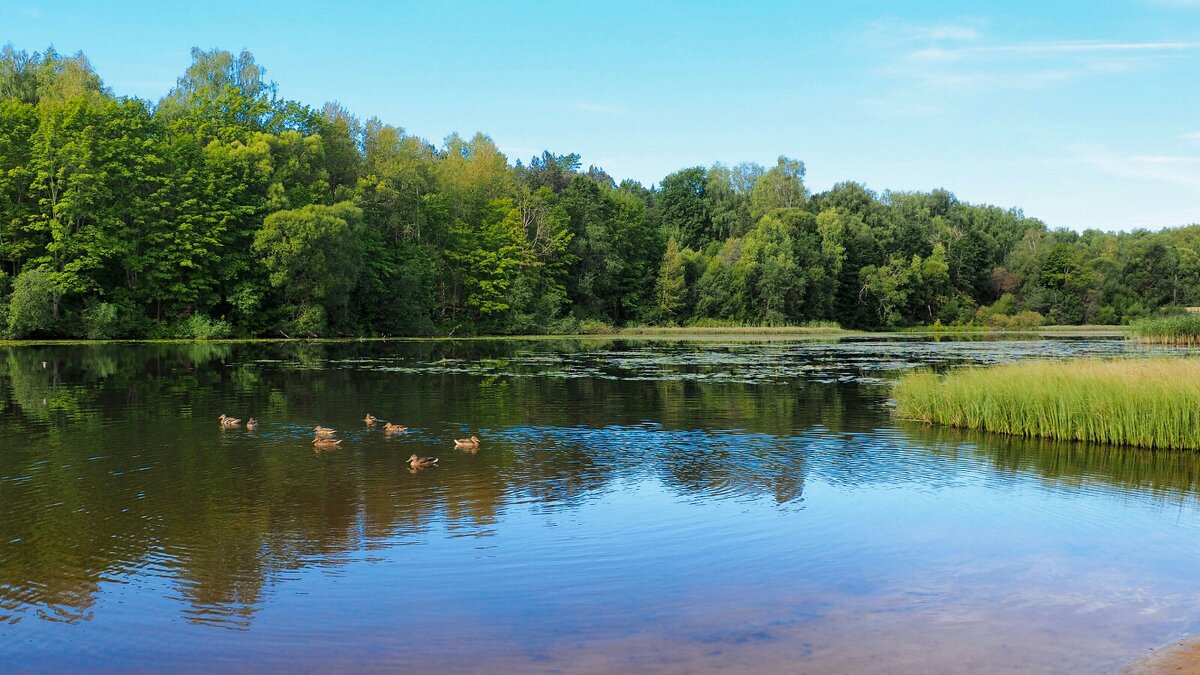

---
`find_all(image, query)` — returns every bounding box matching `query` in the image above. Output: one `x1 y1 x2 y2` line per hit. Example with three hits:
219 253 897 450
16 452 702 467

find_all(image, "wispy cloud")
1086 150 1200 188
867 18 987 44
882 29 1198 91
1182 131 1200 142
984 40 1197 54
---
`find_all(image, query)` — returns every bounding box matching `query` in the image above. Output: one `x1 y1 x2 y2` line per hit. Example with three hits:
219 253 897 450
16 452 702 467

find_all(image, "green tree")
655 238 687 324
252 201 364 335
750 156 806 221
8 268 58 337
659 167 713 249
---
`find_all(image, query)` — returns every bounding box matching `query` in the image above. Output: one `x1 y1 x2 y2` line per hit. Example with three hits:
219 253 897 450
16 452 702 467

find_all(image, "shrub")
577 318 616 335
82 301 122 339
290 305 328 337
8 269 59 338
176 313 233 340
1009 311 1045 329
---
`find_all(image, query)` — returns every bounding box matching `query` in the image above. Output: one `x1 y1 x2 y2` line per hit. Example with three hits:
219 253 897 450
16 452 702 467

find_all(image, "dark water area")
1 337 1198 673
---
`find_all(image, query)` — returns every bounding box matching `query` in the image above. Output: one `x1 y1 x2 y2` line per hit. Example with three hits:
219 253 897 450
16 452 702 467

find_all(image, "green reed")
1128 314 1200 345
893 358 1200 450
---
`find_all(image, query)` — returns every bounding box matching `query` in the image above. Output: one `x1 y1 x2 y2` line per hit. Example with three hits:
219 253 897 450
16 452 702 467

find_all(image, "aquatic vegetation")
893 358 1200 449
1128 314 1200 345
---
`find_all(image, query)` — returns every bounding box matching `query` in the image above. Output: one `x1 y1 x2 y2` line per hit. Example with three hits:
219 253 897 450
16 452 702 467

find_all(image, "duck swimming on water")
314 425 337 438
408 454 438 469
364 413 378 426
454 435 481 450
246 418 259 431
383 422 408 434
219 414 241 428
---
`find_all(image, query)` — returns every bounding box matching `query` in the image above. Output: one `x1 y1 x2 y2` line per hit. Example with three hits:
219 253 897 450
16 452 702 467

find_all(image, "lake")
1 337 1198 673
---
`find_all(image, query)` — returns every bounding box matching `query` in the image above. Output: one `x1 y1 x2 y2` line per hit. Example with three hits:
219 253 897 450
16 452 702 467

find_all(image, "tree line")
1 45 1197 339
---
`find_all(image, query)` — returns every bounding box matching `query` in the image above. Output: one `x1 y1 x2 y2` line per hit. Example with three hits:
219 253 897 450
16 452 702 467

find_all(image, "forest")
1 45 1198 339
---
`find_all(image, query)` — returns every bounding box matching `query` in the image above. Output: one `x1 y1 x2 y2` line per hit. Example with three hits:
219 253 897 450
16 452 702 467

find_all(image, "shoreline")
0 325 1127 347
1121 636 1200 674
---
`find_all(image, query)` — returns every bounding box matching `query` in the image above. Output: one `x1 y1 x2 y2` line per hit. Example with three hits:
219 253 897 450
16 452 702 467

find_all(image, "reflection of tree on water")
901 423 1200 504
7 340 1180 632
0 341 877 628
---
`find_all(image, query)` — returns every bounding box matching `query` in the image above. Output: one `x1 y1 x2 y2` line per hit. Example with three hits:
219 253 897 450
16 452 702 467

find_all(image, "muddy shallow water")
0 337 1197 672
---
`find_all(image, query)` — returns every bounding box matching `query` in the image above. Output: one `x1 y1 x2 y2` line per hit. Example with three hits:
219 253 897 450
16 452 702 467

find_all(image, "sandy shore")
1122 637 1200 674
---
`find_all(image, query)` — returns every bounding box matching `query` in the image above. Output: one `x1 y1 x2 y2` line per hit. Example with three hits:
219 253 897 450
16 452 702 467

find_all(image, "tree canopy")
0 43 1197 338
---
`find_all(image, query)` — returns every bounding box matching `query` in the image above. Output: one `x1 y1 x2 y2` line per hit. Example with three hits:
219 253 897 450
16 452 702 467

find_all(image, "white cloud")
963 40 1199 55
1182 131 1200 142
1086 150 1200 188
886 37 1198 91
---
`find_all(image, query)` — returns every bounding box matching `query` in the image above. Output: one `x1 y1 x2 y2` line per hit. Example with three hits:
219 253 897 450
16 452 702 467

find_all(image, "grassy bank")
1128 314 1200 345
893 358 1200 450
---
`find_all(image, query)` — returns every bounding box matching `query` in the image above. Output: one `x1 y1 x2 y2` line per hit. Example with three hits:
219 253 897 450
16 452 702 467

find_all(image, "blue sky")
6 0 1200 231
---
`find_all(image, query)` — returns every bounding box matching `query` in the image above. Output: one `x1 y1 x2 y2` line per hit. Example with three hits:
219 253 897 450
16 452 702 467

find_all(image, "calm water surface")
1 337 1199 673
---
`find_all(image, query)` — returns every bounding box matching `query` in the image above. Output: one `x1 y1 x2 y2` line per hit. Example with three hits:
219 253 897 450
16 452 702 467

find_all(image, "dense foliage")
2 45 1199 338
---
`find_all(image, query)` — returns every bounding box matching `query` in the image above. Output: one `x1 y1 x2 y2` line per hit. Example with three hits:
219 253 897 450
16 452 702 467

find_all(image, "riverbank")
1121 636 1200 674
893 358 1200 450
0 324 1130 347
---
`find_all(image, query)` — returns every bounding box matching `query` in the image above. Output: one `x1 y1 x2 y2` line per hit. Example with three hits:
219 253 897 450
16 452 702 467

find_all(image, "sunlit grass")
893 358 1200 450
1128 315 1200 345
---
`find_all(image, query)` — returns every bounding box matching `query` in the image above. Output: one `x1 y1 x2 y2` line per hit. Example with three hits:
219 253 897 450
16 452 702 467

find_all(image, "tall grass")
1128 314 1200 345
893 358 1200 450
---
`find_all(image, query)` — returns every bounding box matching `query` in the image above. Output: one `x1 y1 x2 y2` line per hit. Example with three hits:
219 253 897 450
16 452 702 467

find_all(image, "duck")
313 437 343 449
246 417 259 431
219 414 241 428
383 422 408 434
364 413 378 426
454 435 481 450
408 454 438 469
313 425 337 438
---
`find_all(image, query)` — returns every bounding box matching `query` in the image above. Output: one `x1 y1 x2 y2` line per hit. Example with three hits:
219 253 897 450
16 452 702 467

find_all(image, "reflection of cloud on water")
497 424 809 507
2 337 1199 665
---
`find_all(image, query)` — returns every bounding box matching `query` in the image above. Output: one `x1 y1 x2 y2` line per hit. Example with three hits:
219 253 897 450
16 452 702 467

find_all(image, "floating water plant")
893 358 1200 450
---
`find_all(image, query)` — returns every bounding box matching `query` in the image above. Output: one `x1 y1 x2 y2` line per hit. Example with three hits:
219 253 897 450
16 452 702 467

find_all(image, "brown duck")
219 414 241 428
246 418 259 431
313 437 343 450
408 454 438 469
313 425 337 438
364 413 378 426
383 422 408 434
454 435 481 450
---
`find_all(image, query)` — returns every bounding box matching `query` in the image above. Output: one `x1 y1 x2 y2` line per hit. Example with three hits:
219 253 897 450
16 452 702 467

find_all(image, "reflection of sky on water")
1 338 1199 672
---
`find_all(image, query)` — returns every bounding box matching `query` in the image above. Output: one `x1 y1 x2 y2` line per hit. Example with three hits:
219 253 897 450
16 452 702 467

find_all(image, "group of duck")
218 412 482 470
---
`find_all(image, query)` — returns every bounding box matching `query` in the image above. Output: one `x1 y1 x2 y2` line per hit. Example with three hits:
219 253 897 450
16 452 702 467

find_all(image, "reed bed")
893 358 1200 450
1128 314 1200 345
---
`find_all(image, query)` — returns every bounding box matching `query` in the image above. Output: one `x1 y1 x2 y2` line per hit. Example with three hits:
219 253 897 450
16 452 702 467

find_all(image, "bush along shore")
893 358 1200 450
1128 314 1200 345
